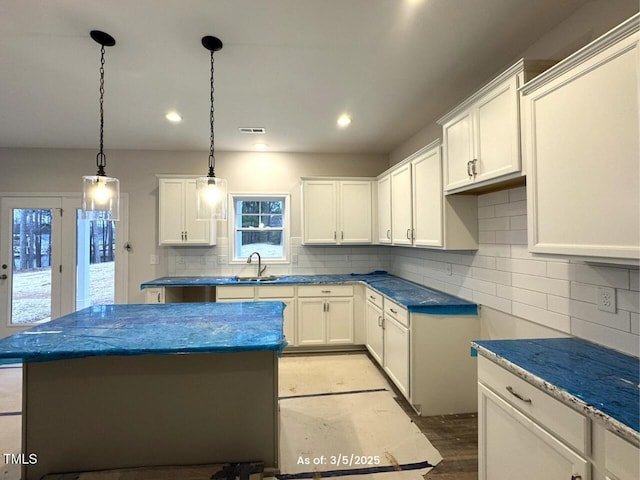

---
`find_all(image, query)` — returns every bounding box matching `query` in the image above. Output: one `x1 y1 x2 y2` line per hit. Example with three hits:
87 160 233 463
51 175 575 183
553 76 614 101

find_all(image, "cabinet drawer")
297 285 353 297
384 298 408 328
478 356 588 454
257 285 295 298
605 430 639 480
366 288 383 309
216 286 255 300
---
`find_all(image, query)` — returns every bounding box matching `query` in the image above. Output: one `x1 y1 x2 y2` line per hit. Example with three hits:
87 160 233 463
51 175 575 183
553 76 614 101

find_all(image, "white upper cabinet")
376 174 392 244
439 59 554 194
411 145 443 247
521 15 639 263
390 163 413 245
158 177 216 246
381 140 477 250
302 178 372 244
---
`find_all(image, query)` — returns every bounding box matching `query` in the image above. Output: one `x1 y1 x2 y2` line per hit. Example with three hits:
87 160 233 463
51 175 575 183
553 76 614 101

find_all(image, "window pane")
241 201 259 214
261 201 282 214
241 215 259 228
76 211 115 311
261 214 283 227
239 231 283 258
11 209 53 324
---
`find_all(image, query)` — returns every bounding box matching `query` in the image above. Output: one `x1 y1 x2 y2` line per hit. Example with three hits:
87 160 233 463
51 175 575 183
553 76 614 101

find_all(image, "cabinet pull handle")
322 290 331 294
341 231 344 240
386 229 391 239
378 315 382 327
467 160 472 177
570 475 582 480
157 292 161 303
389 308 398 314
406 229 411 239
369 295 376 300
506 386 532 404
471 159 478 177
333 231 337 240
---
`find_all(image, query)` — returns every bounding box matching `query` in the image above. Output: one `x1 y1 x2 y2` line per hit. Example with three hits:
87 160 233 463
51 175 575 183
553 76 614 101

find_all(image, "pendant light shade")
82 30 120 221
196 35 227 221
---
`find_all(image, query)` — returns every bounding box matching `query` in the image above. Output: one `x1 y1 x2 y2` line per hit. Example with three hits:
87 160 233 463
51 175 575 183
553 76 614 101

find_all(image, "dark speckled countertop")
140 273 478 316
473 338 640 446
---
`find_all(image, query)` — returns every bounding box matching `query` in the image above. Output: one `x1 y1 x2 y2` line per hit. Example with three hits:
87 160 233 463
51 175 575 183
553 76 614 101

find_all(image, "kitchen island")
0 302 286 480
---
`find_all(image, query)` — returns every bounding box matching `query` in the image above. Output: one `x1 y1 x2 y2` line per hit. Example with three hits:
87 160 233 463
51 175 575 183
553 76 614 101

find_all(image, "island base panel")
22 351 278 480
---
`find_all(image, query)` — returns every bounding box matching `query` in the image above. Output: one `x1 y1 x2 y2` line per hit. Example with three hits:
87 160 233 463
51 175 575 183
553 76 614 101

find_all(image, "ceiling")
0 0 595 154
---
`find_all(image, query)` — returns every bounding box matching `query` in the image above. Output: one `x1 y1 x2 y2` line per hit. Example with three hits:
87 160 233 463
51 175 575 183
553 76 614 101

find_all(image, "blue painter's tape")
276 460 435 479
470 347 478 357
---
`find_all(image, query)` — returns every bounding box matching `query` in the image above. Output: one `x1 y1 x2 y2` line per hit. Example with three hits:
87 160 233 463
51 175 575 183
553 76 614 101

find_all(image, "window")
230 194 289 263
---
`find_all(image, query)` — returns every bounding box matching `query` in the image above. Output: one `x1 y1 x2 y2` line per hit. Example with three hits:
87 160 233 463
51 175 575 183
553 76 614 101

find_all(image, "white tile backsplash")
163 185 639 357
388 186 640 357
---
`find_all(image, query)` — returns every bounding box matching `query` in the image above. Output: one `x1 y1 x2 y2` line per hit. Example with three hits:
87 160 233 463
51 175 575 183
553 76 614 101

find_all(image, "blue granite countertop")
472 338 640 445
0 302 287 362
141 272 478 316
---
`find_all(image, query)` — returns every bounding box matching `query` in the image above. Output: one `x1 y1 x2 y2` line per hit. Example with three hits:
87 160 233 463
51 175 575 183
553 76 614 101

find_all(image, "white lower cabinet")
383 312 409 397
297 285 354 346
145 287 164 304
479 355 593 480
604 429 639 480
364 289 384 364
215 285 297 346
479 383 589 480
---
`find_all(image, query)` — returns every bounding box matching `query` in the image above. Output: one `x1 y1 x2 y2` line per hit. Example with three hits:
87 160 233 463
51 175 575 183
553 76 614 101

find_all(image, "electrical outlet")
596 286 616 313
149 255 159 265
445 263 452 276
292 254 298 264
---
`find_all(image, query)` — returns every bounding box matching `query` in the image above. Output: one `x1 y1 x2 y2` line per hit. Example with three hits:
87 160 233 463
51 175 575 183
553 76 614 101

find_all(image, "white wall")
0 148 388 304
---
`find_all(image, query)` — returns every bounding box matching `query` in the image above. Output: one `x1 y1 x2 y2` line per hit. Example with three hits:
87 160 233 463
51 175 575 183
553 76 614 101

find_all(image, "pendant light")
82 30 120 221
196 35 227 221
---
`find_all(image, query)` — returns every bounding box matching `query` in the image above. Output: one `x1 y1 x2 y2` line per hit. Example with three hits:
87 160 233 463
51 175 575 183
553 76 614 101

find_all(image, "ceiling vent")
238 127 266 134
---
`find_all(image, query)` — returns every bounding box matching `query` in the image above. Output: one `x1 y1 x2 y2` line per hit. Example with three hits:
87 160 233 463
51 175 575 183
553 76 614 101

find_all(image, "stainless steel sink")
234 275 281 282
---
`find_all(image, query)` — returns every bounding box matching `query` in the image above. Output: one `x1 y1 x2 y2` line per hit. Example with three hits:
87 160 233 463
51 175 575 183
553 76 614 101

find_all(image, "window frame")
228 193 290 264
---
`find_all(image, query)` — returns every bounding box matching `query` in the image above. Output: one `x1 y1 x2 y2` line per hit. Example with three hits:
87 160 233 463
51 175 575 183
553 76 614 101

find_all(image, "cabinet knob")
0 274 7 280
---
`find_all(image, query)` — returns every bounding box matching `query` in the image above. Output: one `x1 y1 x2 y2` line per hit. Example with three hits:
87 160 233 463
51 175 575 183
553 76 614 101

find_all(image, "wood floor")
381 361 479 479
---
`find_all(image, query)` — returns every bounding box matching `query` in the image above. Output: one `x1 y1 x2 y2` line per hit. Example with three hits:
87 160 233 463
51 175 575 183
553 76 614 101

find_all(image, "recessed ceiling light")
254 143 268 150
337 114 351 128
165 112 182 123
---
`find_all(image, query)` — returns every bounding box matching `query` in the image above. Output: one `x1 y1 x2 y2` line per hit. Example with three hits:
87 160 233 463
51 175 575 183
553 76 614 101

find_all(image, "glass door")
0 197 62 336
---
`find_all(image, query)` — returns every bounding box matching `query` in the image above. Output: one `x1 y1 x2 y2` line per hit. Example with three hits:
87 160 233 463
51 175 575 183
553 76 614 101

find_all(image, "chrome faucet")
247 251 267 277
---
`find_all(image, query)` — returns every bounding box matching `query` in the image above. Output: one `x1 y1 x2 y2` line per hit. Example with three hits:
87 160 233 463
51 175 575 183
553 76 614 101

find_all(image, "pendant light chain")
96 44 107 176
208 49 216 177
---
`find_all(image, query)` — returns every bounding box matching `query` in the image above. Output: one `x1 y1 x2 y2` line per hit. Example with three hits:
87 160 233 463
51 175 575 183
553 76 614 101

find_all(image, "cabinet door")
523 31 639 260
145 287 164 304
326 297 354 344
159 179 186 244
183 179 213 245
474 76 520 184
302 181 337 244
365 300 384 364
281 299 296 347
478 384 589 480
377 174 392 244
297 298 326 345
391 164 413 245
442 109 474 191
383 315 409 397
339 181 372 243
412 146 443 247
